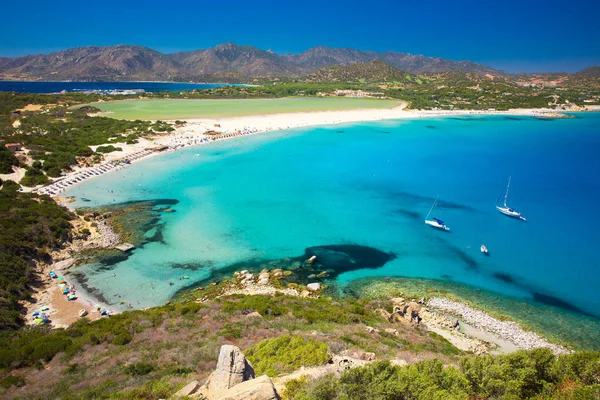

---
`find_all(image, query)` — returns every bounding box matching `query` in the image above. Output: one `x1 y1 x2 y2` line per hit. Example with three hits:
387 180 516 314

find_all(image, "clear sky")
1 0 598 73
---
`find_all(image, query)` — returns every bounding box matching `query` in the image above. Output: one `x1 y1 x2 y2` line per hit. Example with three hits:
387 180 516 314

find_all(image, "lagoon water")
0 81 233 93
65 114 600 339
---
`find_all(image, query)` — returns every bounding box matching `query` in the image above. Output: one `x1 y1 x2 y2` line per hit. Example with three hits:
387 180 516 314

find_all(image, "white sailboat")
425 196 450 231
496 176 526 221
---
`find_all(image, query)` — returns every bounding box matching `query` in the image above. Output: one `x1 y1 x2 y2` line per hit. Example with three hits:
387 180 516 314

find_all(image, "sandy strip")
427 297 570 355
28 104 582 197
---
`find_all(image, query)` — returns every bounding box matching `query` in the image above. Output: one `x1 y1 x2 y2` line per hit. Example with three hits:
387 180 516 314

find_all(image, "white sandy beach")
30 104 584 197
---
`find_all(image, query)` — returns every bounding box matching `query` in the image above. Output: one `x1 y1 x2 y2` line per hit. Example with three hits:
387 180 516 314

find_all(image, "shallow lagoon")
65 113 600 346
88 97 401 119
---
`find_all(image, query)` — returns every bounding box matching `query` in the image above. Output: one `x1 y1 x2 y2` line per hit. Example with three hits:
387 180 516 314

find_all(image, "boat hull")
496 206 526 221
425 220 450 231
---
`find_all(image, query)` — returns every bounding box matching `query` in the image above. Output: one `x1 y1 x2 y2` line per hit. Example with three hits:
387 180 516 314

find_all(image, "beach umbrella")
35 318 43 324
58 277 65 281
41 306 49 311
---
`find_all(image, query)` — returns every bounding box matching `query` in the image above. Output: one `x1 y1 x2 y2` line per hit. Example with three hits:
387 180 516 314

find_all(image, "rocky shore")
427 297 570 355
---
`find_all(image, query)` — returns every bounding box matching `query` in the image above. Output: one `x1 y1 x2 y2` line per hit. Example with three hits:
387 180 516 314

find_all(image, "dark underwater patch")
531 292 593 317
491 272 597 318
173 244 397 297
170 262 207 272
503 116 523 121
425 125 438 129
392 208 421 220
69 271 111 304
493 272 516 284
364 186 479 213
369 128 391 134
336 130 345 133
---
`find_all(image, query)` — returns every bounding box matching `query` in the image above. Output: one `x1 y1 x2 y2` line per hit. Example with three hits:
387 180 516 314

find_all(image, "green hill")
304 59 414 84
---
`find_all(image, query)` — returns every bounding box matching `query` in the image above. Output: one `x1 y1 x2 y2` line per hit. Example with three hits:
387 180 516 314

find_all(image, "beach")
29 103 589 197
23 104 600 352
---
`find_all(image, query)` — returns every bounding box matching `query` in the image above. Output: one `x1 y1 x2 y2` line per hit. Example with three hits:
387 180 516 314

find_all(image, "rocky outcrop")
186 345 280 400
203 345 256 398
217 375 279 400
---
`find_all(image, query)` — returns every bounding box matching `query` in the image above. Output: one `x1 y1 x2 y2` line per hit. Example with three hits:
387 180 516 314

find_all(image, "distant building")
4 143 22 152
334 89 385 98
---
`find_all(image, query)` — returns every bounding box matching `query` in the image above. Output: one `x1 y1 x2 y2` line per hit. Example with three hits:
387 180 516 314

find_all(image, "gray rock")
216 375 279 400
307 283 321 291
205 345 255 398
174 380 200 397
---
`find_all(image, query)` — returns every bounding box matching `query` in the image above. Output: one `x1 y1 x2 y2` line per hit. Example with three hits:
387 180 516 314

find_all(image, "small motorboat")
480 245 489 255
79 309 88 318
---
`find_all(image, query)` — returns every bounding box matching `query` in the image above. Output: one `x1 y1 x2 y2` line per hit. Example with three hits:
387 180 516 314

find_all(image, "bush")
245 335 330 377
0 375 25 388
124 362 155 376
0 144 19 174
111 331 133 345
21 167 50 187
96 145 122 154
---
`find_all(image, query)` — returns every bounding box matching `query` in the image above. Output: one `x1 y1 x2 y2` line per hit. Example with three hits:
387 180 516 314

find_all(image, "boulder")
204 345 256 399
174 380 200 398
272 269 283 277
307 283 321 291
384 328 398 335
258 277 269 285
300 290 310 298
258 272 270 281
54 258 75 271
217 375 279 400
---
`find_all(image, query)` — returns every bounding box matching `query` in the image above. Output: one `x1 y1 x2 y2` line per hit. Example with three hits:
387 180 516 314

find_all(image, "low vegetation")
0 294 462 398
285 349 600 400
246 335 330 376
0 186 73 329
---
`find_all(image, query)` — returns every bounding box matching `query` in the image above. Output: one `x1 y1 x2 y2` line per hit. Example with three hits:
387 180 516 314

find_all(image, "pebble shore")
427 297 570 355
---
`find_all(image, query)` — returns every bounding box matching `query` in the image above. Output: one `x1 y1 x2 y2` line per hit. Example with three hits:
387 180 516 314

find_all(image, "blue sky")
1 0 599 73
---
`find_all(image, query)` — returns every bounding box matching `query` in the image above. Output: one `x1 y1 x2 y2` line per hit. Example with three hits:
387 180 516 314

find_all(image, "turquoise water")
65 114 600 325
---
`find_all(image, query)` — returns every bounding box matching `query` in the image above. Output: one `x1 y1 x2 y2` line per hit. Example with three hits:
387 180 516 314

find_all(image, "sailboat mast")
426 195 438 220
504 176 511 207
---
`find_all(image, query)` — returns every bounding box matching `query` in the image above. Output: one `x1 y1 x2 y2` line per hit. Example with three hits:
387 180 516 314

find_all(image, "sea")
0 81 236 93
63 113 600 349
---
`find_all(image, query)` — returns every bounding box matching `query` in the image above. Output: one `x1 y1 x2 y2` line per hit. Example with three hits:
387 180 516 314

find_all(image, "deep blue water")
0 81 235 93
64 114 600 332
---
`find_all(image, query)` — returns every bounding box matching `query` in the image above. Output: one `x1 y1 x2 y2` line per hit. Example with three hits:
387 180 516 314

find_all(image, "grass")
85 98 401 120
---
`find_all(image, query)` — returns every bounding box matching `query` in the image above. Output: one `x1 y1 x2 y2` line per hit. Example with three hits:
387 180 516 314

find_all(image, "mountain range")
0 43 504 82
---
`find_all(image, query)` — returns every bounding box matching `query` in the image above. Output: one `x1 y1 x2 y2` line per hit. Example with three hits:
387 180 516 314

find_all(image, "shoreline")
21 105 598 351
30 104 597 198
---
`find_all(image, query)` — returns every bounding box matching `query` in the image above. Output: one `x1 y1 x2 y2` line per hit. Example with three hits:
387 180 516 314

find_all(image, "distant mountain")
288 46 501 76
172 42 301 78
0 45 181 81
306 59 412 83
0 43 504 82
575 66 600 77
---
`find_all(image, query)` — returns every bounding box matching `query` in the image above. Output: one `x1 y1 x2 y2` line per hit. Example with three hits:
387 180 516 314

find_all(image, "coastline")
23 104 599 351
31 104 598 198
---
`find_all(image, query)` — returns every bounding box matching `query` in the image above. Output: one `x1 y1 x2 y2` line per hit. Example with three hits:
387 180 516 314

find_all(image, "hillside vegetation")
0 293 598 399
0 186 74 329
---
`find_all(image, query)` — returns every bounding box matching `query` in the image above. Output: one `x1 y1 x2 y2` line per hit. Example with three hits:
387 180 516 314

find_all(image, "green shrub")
96 145 122 154
0 144 19 174
245 335 330 377
111 331 133 345
20 167 50 187
0 375 25 388
124 362 155 376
